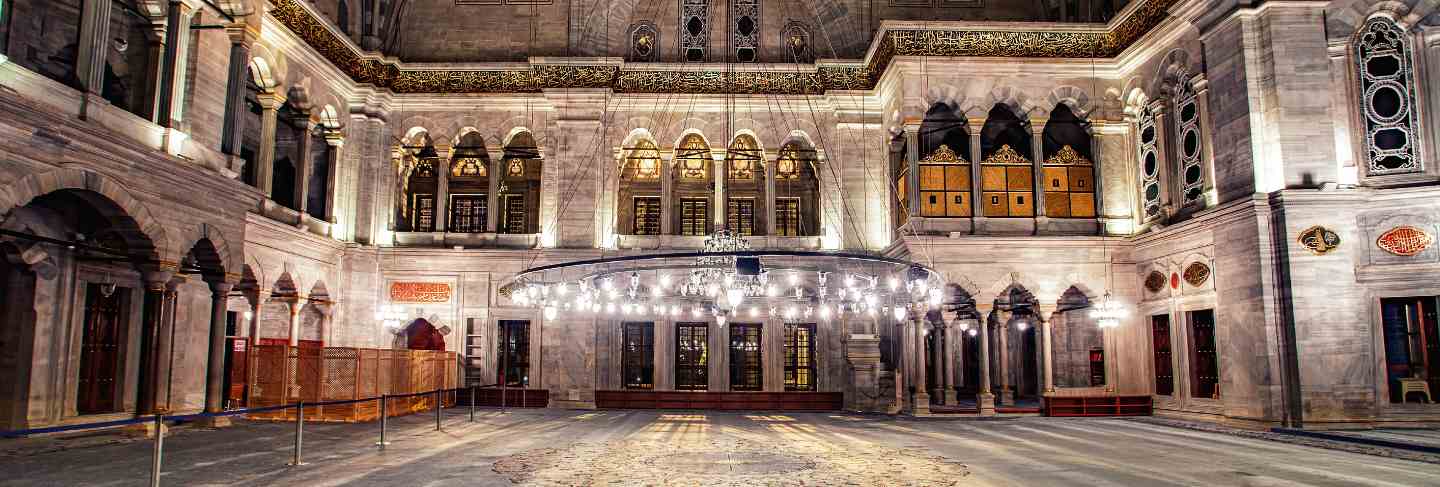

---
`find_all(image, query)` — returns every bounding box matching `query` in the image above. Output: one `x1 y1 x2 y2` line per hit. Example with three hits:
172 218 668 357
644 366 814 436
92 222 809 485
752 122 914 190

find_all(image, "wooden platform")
595 390 843 411
1043 396 1152 417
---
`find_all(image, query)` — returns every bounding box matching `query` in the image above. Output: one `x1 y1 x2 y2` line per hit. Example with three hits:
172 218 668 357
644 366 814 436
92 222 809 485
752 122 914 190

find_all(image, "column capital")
1029 119 1049 133
902 122 921 134
324 130 345 148
226 22 260 46
256 92 286 110
142 271 175 291
209 281 235 296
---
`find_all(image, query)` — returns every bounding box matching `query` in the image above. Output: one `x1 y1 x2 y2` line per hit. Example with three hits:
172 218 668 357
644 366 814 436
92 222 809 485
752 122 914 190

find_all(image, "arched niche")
724 133 765 236
1040 103 1095 219
448 131 490 233
672 133 713 236
499 131 542 234
774 139 821 236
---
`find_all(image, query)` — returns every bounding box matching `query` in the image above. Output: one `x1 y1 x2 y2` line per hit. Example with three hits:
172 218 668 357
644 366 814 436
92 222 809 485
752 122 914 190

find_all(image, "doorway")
78 283 130 415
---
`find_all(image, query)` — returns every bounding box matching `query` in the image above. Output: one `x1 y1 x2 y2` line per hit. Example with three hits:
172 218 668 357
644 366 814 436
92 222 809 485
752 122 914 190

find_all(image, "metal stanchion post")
469 385 476 422
376 395 389 447
150 414 164 487
434 389 442 431
289 402 306 466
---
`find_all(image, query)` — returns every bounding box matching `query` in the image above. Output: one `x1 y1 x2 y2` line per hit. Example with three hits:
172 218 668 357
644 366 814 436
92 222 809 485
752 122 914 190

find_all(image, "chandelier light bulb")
652 287 663 298
557 283 570 296
788 273 800 286
864 294 878 308
749 306 759 318
1017 320 1029 331
844 275 855 288
928 288 943 307
591 302 602 313
727 288 745 308
889 277 899 291
819 305 832 320
767 285 779 297
968 328 978 336
637 304 648 315
717 314 728 327
691 306 702 318
659 274 672 288
622 303 634 315
605 302 616 314
785 306 798 320
723 275 735 287
543 305 558 321
893 306 907 322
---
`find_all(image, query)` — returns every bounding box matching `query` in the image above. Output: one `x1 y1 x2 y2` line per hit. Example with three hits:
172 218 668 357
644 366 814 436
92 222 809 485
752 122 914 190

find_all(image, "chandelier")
1090 292 1127 329
500 231 946 324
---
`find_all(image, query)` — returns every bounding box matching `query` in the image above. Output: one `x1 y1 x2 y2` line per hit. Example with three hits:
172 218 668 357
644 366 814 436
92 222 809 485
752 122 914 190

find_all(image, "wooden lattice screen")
247 345 458 422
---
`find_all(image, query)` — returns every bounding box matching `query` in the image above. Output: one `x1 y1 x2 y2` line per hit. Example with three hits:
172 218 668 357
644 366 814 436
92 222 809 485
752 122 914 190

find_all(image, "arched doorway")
0 188 161 427
403 318 446 351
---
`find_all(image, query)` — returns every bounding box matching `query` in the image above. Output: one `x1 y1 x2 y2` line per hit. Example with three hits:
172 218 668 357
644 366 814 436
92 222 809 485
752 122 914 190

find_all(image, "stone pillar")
998 313 1013 406
204 282 234 421
975 304 995 415
75 0 113 98
1030 120 1047 221
254 93 286 196
487 150 503 233
930 323 944 404
903 123 921 219
292 117 317 217
246 288 268 341
1039 304 1056 396
156 278 182 411
324 131 345 223
713 153 726 229
136 271 173 415
911 311 929 415
1088 122 1105 233
942 323 955 405
220 24 257 162
154 0 197 130
764 150 778 235
845 327 882 412
288 298 304 346
433 144 451 232
659 152 674 235
968 120 985 226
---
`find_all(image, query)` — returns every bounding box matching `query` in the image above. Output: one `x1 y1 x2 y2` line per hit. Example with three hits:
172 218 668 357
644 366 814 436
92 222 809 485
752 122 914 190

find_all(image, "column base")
911 392 931 416
1000 388 1015 406
196 415 233 428
124 421 168 439
952 390 964 406
929 388 945 405
978 393 997 417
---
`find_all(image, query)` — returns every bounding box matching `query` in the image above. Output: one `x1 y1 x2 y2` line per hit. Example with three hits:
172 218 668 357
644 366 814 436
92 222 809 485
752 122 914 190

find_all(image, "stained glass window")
1354 17 1420 175
622 322 655 390
1174 80 1206 206
680 198 709 236
729 324 762 391
727 198 755 236
449 194 486 233
676 323 709 390
633 197 661 235
775 198 801 236
1138 107 1162 221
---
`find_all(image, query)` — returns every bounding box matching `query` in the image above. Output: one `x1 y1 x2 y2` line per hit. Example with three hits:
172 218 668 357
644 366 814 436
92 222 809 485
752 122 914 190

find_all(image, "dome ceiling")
304 0 1137 64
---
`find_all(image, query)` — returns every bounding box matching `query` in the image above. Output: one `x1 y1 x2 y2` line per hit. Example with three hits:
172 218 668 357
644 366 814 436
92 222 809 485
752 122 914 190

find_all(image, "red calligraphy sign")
389 282 453 303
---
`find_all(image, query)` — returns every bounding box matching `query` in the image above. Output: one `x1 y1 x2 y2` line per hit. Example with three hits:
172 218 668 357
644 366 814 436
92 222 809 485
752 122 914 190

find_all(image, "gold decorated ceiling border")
267 0 1178 95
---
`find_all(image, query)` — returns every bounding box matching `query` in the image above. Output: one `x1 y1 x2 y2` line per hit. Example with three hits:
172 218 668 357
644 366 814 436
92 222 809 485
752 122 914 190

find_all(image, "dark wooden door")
224 337 249 408
78 283 128 414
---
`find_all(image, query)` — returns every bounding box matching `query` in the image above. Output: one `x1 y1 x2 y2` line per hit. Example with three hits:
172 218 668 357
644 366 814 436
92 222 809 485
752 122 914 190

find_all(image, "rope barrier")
0 386 481 438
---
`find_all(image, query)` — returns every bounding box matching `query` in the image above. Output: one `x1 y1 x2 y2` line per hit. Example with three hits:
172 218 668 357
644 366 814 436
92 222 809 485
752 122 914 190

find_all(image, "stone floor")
2 410 1438 486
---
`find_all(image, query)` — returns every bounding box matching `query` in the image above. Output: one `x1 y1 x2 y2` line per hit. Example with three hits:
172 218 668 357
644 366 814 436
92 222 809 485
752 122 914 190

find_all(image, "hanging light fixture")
1092 293 1127 329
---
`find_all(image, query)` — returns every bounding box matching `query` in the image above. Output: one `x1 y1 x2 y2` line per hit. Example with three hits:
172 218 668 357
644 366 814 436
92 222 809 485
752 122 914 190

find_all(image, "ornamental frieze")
267 0 1178 94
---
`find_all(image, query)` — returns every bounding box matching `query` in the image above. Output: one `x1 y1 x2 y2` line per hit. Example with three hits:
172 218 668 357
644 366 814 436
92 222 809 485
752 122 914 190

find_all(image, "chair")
1398 377 1432 404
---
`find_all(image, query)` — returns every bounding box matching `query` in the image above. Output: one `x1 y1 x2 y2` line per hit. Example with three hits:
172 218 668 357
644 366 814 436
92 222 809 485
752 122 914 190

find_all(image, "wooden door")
224 337 249 408
78 283 128 414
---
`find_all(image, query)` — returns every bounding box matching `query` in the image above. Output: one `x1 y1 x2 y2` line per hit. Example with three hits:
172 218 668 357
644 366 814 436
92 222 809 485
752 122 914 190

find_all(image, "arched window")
272 102 309 211
500 132 542 234
448 132 489 233
732 0 758 62
1137 107 1162 221
979 105 1033 217
1354 17 1420 176
726 134 765 236
916 103 972 218
673 134 713 236
104 1 159 118
240 66 265 187
307 128 332 219
398 133 439 232
775 141 820 236
2 0 84 90
1041 104 1095 218
1172 80 1207 206
681 0 709 62
619 138 662 235
629 21 659 62
780 21 812 63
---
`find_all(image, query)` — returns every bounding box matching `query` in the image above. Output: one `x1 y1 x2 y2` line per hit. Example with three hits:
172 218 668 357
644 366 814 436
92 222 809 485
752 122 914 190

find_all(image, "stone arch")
247 47 282 92
1122 83 1151 118
1044 85 1098 118
316 100 343 130
178 223 237 281
671 129 713 156
986 85 1037 119
0 167 174 263
1153 48 1194 100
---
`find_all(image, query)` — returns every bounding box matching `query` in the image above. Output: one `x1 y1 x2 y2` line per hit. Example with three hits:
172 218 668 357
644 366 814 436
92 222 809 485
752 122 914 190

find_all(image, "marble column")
1030 120 1047 222
764 150 777 235
156 279 182 411
292 117 318 218
487 150 503 233
998 312 1013 406
246 288 268 341
930 324 944 404
903 123 921 219
204 282 234 418
1088 123 1106 230
220 24 257 162
154 0 196 130
942 323 955 405
659 153 674 235
911 312 929 415
433 144 451 232
1039 304 1056 396
713 153 726 229
254 93 285 197
968 120 985 228
136 271 173 415
975 304 995 415
75 0 112 99
288 298 305 346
